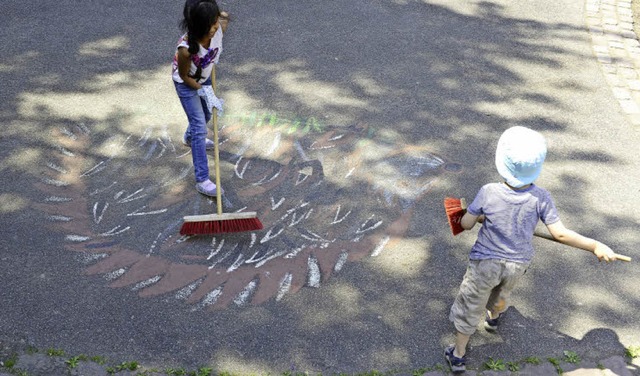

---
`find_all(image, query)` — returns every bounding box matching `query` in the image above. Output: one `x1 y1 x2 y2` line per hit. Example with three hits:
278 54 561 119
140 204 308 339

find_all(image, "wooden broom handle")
212 66 223 215
462 198 631 261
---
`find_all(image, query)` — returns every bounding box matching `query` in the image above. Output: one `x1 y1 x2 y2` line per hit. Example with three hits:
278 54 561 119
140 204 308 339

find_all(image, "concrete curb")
1 351 638 376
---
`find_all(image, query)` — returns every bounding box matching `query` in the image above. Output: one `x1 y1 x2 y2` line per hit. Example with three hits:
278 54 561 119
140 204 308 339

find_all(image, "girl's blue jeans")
174 78 212 183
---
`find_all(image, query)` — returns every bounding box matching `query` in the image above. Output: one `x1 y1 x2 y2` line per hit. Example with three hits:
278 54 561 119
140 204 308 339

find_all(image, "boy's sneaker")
484 311 500 332
195 179 223 197
444 345 466 373
183 135 214 150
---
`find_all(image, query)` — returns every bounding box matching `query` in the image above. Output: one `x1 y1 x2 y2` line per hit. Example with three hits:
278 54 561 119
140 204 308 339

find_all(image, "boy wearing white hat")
445 126 620 373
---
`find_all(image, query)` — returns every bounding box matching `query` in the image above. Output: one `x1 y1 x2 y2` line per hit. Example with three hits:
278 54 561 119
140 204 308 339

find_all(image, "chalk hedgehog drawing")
36 113 462 310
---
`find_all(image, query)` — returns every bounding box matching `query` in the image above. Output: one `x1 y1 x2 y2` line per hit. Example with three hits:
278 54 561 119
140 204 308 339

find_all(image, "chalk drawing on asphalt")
36 113 462 311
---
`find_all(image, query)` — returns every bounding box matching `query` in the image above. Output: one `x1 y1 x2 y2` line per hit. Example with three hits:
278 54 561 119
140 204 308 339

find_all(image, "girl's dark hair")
180 0 220 55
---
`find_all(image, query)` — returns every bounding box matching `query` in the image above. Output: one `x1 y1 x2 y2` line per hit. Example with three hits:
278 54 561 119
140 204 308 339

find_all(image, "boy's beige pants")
449 258 529 335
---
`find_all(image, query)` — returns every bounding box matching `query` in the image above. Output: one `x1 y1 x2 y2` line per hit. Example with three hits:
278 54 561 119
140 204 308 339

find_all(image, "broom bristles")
180 213 263 235
444 197 465 236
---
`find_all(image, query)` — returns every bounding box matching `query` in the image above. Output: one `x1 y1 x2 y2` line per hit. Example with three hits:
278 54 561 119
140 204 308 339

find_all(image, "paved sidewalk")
586 0 640 127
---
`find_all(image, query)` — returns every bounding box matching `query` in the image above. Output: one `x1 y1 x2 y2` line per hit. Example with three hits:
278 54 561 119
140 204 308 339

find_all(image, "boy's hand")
594 241 617 262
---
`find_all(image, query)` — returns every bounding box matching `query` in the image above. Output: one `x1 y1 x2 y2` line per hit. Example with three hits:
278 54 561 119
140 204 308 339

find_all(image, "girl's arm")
546 220 616 261
219 11 230 33
177 47 202 90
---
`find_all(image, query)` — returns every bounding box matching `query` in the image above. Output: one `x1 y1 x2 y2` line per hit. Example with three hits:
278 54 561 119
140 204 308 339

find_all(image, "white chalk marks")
38 118 460 311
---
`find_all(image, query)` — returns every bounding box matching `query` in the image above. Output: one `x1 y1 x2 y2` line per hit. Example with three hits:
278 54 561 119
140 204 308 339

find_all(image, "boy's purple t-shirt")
466 183 560 263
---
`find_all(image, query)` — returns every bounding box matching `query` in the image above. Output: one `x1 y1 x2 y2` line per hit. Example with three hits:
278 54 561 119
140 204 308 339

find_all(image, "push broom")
444 197 631 261
180 67 263 235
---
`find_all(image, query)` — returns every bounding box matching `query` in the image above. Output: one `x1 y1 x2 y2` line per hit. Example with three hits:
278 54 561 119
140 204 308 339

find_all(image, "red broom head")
444 197 465 236
180 217 263 236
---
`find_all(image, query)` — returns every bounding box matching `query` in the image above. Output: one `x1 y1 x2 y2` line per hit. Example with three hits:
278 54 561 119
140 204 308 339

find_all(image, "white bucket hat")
495 126 547 188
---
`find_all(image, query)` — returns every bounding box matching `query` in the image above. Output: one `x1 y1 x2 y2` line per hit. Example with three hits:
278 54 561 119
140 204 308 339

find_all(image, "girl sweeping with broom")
445 126 624 373
173 1 262 235
172 0 229 197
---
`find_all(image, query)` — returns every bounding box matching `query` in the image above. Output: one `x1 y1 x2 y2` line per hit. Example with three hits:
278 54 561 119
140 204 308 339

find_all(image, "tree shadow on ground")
0 0 637 373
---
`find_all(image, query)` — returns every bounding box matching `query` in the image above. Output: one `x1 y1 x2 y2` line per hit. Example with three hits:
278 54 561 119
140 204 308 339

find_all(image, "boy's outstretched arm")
546 221 618 262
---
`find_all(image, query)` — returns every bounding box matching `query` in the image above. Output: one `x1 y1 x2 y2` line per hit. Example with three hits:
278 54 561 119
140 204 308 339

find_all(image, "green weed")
194 367 214 376
2 354 17 368
66 356 81 369
90 355 107 365
412 367 428 376
506 361 520 372
563 350 580 364
353 371 385 376
282 372 310 376
114 361 140 372
547 357 563 374
483 357 506 371
523 356 541 365
166 368 188 376
46 348 65 357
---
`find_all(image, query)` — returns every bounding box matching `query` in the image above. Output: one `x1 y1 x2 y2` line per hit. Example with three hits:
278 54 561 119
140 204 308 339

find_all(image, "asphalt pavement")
0 0 639 375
